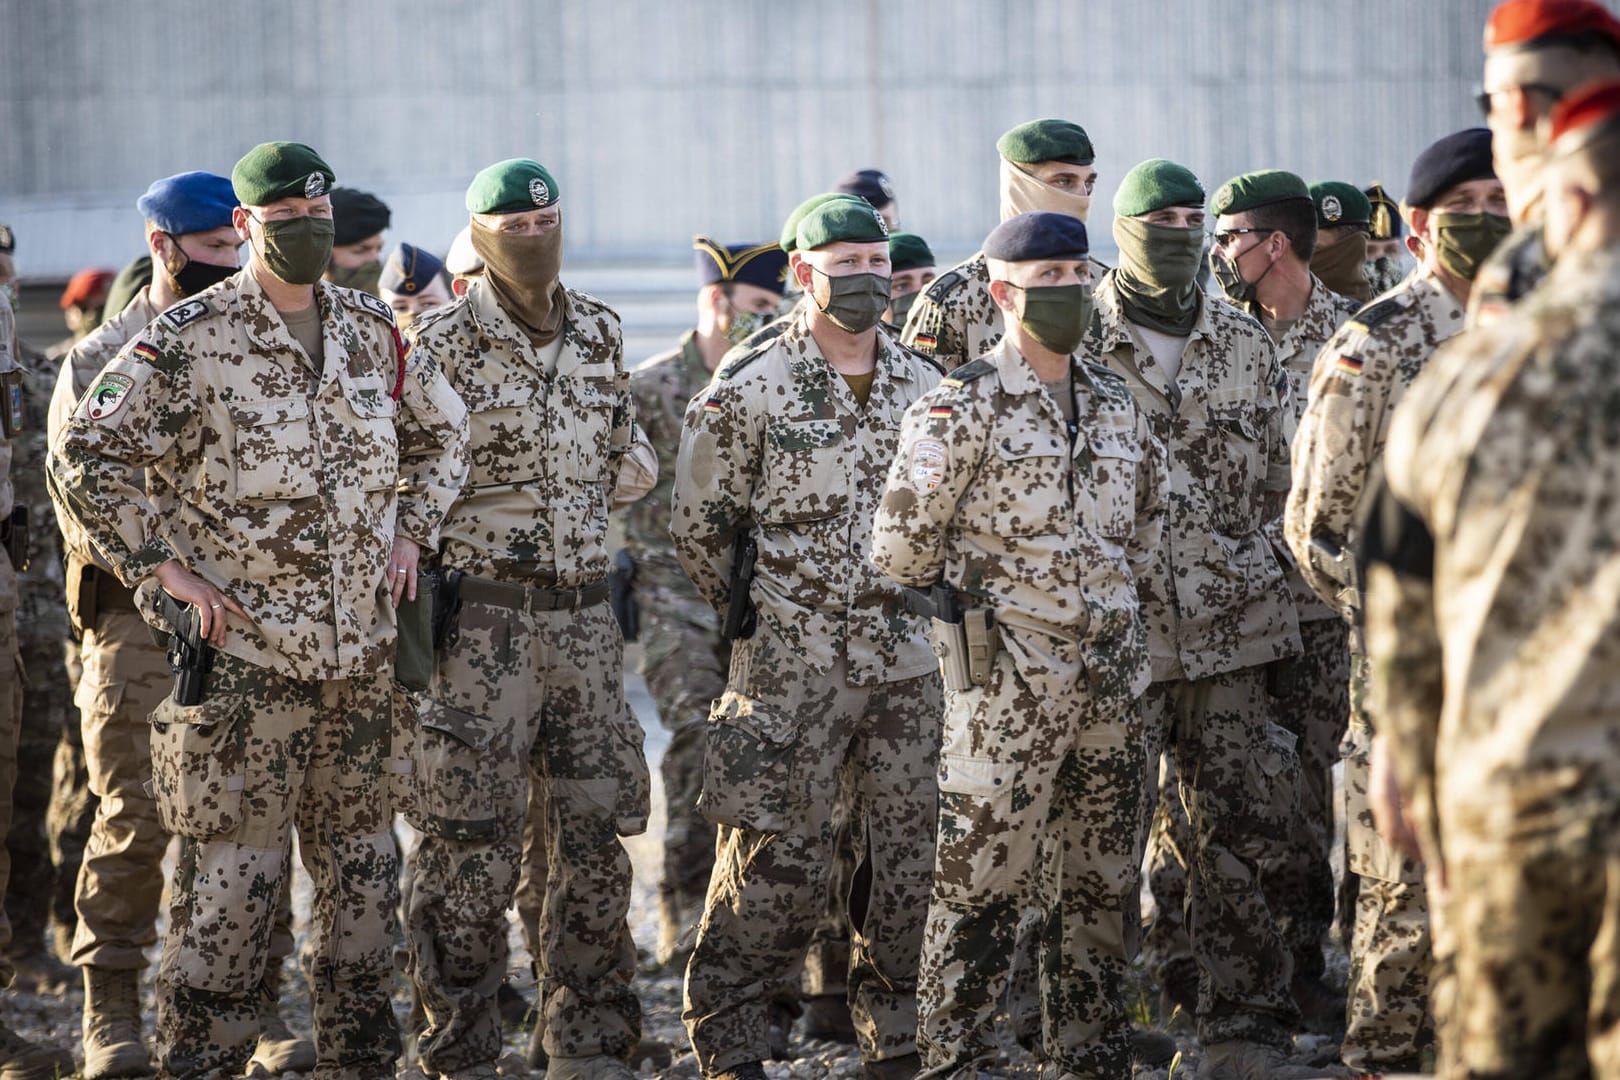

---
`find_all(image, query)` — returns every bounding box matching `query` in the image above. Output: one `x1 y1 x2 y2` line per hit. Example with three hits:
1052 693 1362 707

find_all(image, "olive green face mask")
1432 212 1512 282
1112 216 1204 336
1005 282 1093 355
327 259 383 295
886 289 921 330
251 215 335 286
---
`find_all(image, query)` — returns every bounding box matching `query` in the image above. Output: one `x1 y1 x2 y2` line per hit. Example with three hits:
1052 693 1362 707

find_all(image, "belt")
458 575 610 614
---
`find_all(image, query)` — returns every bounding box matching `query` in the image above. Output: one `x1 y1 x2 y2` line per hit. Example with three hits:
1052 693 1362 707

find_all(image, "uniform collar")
233 269 352 384
466 276 583 375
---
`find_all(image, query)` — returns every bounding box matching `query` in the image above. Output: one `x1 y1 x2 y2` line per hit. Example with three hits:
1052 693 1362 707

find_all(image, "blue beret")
1406 128 1496 209
983 211 1089 263
136 172 238 235
692 237 789 296
379 243 445 296
832 168 897 209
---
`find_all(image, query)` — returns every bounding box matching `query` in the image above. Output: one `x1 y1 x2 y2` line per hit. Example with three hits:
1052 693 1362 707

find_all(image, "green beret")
888 232 935 272
779 193 847 253
796 197 890 252
1309 181 1371 227
231 142 335 206
1113 158 1205 218
465 158 560 215
1212 169 1311 217
996 119 1095 166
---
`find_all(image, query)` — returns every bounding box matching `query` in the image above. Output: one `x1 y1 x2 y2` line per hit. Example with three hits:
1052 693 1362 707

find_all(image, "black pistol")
721 531 758 641
157 591 214 706
609 549 640 641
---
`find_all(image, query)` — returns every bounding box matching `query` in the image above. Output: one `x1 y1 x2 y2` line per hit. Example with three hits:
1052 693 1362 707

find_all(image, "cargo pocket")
148 694 248 839
697 689 802 833
387 683 420 820
933 753 1017 903
410 700 500 840
1244 721 1301 840
1206 401 1266 537
1088 423 1143 541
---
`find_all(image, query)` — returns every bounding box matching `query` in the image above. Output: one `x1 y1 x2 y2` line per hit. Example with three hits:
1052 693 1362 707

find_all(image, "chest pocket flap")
762 419 847 523
230 397 317 502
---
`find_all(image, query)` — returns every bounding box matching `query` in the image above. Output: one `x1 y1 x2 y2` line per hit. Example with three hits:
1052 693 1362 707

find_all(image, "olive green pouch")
395 572 436 691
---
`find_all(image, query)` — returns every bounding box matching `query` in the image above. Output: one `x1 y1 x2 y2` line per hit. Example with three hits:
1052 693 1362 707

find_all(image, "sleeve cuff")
117 538 177 588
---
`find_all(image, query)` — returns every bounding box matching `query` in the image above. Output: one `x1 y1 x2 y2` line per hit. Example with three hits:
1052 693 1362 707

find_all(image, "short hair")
1244 198 1319 262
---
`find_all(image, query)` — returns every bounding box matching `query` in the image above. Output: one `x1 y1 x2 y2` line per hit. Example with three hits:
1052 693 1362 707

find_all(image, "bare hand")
1368 733 1424 864
152 559 249 647
387 537 421 606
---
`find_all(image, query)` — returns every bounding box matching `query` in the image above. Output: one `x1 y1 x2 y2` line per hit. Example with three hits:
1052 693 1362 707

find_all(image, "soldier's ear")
987 279 1015 312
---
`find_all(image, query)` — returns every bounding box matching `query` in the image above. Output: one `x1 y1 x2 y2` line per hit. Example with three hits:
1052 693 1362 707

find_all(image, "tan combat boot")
82 966 153 1078
247 963 316 1075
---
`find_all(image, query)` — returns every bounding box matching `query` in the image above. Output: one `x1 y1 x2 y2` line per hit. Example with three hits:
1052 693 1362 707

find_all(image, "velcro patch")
908 438 947 491
914 332 938 354
86 372 136 420
352 290 395 323
1335 355 1364 376
161 299 209 329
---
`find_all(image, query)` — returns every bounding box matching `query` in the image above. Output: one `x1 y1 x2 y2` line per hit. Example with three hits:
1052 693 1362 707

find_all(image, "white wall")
0 0 1499 278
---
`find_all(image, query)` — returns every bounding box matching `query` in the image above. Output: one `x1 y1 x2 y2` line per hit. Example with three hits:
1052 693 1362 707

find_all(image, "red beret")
58 268 115 310
1485 0 1620 53
1549 77 1620 147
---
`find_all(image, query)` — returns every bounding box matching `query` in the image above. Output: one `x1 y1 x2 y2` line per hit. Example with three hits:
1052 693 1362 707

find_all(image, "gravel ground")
2 650 1365 1078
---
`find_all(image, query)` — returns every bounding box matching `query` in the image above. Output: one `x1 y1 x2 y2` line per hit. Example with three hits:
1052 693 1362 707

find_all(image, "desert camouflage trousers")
636 586 729 947
917 632 1142 1080
153 653 399 1080
1438 828 1620 1080
1341 685 1438 1073
1139 665 1302 1048
683 622 941 1074
405 598 649 1075
1147 619 1349 989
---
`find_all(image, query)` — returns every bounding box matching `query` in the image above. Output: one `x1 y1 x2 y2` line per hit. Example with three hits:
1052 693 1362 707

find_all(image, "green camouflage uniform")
1087 276 1304 1049
1367 244 1620 1079
623 330 728 946
871 339 1168 1079
403 279 655 1076
1286 265 1466 1070
49 269 470 1079
671 312 943 1074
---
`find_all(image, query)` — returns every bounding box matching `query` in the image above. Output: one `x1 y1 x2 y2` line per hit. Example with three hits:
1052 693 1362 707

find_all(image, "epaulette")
406 297 464 339
158 297 214 331
1348 296 1408 334
715 338 773 382
941 357 995 387
566 288 620 325
336 287 398 326
921 268 967 304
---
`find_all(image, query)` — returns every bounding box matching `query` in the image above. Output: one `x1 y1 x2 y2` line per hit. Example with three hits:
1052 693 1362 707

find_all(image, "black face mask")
164 235 237 297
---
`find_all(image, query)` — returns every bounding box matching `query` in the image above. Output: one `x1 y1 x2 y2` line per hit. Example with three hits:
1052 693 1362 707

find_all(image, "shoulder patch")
941 357 995 386
716 339 773 382
340 289 397 325
84 371 136 420
921 268 967 304
1349 296 1407 333
160 298 212 330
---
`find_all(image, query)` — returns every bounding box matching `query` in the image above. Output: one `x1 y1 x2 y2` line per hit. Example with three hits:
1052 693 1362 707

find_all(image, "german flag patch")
703 396 723 413
928 404 954 419
1335 355 1364 376
132 342 160 364
914 333 938 354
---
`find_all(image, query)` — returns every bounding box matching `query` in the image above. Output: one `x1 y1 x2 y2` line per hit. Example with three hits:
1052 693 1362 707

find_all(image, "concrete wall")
2 0 1499 279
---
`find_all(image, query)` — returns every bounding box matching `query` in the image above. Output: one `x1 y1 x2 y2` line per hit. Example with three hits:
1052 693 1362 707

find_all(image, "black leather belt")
457 575 610 614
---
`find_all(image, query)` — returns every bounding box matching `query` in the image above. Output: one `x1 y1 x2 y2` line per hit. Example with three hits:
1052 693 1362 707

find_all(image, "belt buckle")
567 586 583 611
523 583 540 617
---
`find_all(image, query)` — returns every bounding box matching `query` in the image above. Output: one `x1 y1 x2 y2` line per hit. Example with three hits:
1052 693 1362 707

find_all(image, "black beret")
832 169 897 209
983 211 1089 262
1406 128 1496 209
330 188 392 246
692 236 790 295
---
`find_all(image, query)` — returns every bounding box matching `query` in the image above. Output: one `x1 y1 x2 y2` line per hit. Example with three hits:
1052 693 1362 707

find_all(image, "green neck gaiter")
1112 217 1203 337
1433 212 1512 282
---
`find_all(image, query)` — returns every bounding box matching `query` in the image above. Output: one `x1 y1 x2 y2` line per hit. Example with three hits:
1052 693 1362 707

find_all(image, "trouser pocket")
697 689 802 833
410 700 504 840
148 694 248 839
